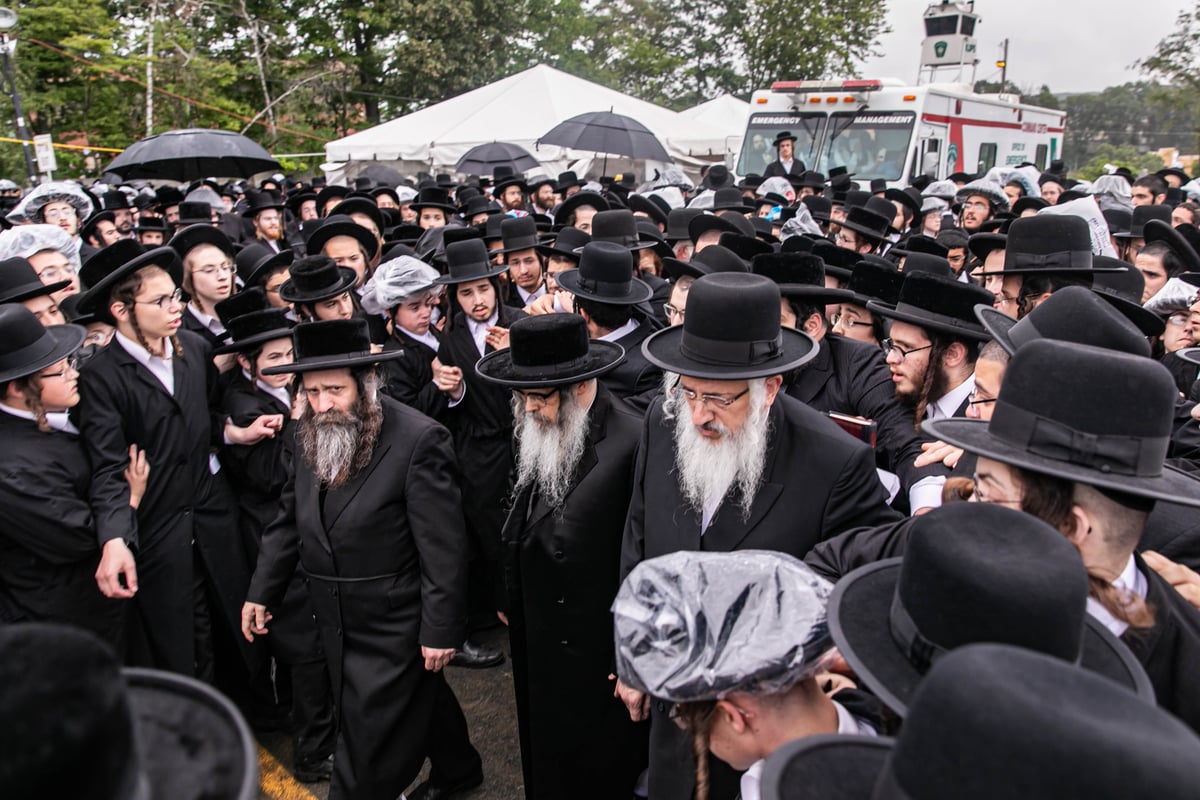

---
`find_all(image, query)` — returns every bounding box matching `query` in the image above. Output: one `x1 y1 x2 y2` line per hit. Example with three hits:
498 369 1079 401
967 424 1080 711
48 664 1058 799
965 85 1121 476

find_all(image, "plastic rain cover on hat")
0 224 82 272
1037 198 1118 257
954 179 1009 212
613 550 835 703
395 186 418 204
781 204 822 238
1089 174 1133 213
757 177 796 204
184 186 225 214
359 255 442 315
6 181 94 224
649 186 685 211
1144 277 1198 317
922 180 958 201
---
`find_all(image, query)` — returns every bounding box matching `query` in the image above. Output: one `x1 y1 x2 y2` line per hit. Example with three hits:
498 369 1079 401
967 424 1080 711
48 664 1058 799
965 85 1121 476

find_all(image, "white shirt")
924 373 975 422
400 325 440 352
517 282 546 305
779 158 795 173
0 403 78 434
243 369 291 410
1086 555 1147 638
598 317 639 343
115 331 174 395
466 310 499 358
187 304 226 338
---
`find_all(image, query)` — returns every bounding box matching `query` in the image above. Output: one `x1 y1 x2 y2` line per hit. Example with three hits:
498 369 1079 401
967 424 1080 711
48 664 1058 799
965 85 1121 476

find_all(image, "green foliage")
1062 82 1196 172
1073 144 1165 183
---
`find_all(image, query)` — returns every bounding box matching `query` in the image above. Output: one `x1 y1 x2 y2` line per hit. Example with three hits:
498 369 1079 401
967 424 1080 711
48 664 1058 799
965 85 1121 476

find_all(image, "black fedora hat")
408 187 457 215
213 307 296 356
967 231 1006 265
1144 218 1200 271
213 286 267 328
760 735 891 800
982 214 1119 276
795 170 826 190
801 195 832 222
664 207 705 243
977 285 1151 357
752 252 851 303
434 238 508 285
555 191 610 228
812 239 859 281
239 247 294 289
458 194 500 219
475 313 625 389
884 187 922 220
687 210 755 245
60 293 97 327
80 210 116 243
749 216 779 244
874 643 1200 800
77 241 182 323
699 163 735 190
0 305 85 382
536 226 591 260
277 255 358 305
553 170 586 194
867 272 992 340
641 272 818 380
1103 207 1132 236
829 503 1153 717
286 190 317 216
1089 258 1166 336
1157 166 1191 185
711 187 753 214
772 131 797 147
262 317 404 375
555 241 651 305
491 165 527 195
304 214 380 261
844 258 904 307
314 184 349 213
585 209 655 252
1012 196 1050 216
330 196 385 233
661 244 748 282
98 189 133 211
718 231 772 262
894 234 948 259
838 199 892 241
1114 204 1171 240
135 216 168 234
168 223 235 260
637 220 673 259
896 251 953 280
0 256 70 304
926 338 1200 505
240 189 285 219
779 235 814 254
496 215 545 255
626 193 669 228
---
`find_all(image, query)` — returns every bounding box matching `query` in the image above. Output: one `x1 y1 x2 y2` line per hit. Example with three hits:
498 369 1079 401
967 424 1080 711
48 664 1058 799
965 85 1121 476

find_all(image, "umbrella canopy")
538 111 670 161
455 141 540 175
104 129 281 181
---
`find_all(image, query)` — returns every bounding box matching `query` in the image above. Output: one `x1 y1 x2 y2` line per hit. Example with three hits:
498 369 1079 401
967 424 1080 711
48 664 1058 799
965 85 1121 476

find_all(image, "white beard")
512 387 591 508
301 410 361 486
663 372 770 521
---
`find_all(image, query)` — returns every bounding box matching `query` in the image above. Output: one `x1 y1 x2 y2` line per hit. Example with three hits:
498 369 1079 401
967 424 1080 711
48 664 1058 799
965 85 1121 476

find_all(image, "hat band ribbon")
892 301 976 329
512 354 592 375
578 276 633 296
889 592 945 674
1007 249 1093 270
0 333 59 374
680 330 783 366
989 405 1165 477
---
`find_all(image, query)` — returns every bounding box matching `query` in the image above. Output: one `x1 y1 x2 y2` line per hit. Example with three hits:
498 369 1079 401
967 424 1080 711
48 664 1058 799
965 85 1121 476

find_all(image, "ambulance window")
978 143 997 173
925 16 957 36
736 112 826 176
818 110 916 182
1035 144 1049 170
959 16 976 35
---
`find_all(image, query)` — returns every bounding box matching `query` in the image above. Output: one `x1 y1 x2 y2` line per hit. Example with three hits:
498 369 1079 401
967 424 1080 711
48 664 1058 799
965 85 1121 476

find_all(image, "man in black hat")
0 256 71 327
492 167 527 213
411 188 457 230
306 213 382 288
99 189 136 239
617 271 897 800
497 216 547 308
955 179 1008 234
763 132 804 179
243 189 302 255
835 197 893 256
1132 174 1169 207
554 171 585 200
476 314 648 800
243 318 484 799
279 254 360 323
527 175 556 216
135 216 167 247
80 211 120 259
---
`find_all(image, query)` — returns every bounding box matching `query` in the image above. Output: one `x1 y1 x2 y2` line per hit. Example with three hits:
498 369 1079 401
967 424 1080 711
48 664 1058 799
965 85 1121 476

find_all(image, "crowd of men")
3 138 1200 800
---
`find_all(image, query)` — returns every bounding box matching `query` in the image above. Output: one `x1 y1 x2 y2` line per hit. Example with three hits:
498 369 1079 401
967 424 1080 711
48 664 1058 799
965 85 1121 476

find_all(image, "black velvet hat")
873 644 1200 800
977 285 1151 357
925 338 1200 505
555 241 652 305
286 190 317 216
1143 219 1200 271
661 244 748 282
237 246 294 290
434 238 509 284
779 235 814 254
772 131 797 147
314 184 350 214
77 241 183 323
637 220 673 258
1012 196 1050 216
168 223 235 260
555 191 609 227
213 286 267 328
897 252 953 280
213 306 295 355
581 209 653 252
1114 204 1171 240
752 252 851 302
329 196 384 233
458 194 500 219
967 231 1006 265
1102 207 1132 237
0 305 85 382
829 503 1153 716
262 317 404 375
711 187 753 214
536 226 591 260
844 258 904 307
626 193 669 228
664 207 705 243
687 210 755 244
496 215 545 255
80 210 116 244
893 234 948 259
885 187 922 220
760 735 892 800
475 313 625 388
641 272 818 379
983 215 1118 275
0 256 70 304
240 189 285 219
554 170 586 194
838 198 893 241
304 214 381 261
812 239 860 281
867 272 993 340
801 195 832 222
1089 257 1166 336
491 165 527 195
718 231 772 262
277 255 358 304
408 187 457 215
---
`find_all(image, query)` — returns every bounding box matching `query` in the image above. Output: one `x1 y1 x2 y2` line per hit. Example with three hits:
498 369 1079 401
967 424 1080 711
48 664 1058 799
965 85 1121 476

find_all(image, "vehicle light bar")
770 79 883 93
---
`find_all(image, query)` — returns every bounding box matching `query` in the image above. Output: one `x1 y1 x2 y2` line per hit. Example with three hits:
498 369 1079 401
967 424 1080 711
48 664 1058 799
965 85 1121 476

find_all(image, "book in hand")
824 411 877 448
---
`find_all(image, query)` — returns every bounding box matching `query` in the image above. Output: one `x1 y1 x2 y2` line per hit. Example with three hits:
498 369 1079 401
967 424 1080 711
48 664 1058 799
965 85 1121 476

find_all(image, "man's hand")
225 414 284 446
1143 550 1200 611
422 646 456 672
95 539 137 599
241 602 272 642
124 444 150 509
611 675 650 721
433 359 464 400
497 611 509 626
524 294 558 316
485 326 510 351
914 440 964 469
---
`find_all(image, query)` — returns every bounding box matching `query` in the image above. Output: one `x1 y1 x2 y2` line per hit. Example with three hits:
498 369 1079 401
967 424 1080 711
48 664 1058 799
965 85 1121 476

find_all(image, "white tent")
324 65 738 176
678 94 750 131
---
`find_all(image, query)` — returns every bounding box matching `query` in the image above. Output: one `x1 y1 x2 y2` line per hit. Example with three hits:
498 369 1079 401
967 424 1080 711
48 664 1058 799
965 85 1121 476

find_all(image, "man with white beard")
476 313 648 800
242 317 485 800
617 271 900 800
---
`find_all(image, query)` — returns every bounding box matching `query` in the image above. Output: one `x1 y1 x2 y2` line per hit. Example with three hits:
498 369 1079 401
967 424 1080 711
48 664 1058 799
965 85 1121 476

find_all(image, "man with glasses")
476 313 648 800
954 179 1009 234
0 224 82 306
618 271 897 800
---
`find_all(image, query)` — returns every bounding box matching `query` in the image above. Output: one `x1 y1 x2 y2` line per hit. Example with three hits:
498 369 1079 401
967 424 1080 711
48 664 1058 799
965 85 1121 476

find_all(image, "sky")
859 0 1190 93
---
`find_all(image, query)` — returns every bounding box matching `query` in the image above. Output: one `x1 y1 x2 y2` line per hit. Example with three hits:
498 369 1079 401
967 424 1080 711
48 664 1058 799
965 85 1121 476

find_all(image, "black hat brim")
975 304 1020 353
779 284 853 303
0 322 86 383
641 324 818 380
433 263 509 285
241 202 285 219
760 735 892 800
212 325 295 356
867 299 991 340
277 266 359 304
76 247 183 322
496 234 556 256
474 340 626 388
245 251 295 290
1176 346 1200 366
555 269 654 305
923 416 1200 507
305 221 380 260
829 560 1156 717
168 224 235 258
0 277 71 305
1093 290 1166 337
262 348 406 375
409 201 458 215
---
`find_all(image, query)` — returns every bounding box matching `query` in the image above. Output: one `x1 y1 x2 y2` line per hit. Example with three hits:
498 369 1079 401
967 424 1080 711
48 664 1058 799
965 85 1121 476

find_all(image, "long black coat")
378 327 448 421
601 317 662 412
78 329 254 675
501 386 648 800
248 396 470 800
620 392 900 800
787 333 948 496
0 412 123 643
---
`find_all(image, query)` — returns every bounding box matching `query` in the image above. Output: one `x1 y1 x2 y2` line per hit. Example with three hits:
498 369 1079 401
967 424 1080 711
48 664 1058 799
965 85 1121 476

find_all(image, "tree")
1073 144 1164 183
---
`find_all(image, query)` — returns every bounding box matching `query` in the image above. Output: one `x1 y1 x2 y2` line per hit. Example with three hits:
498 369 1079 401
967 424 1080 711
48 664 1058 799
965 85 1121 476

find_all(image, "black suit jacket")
763 159 806 178
602 318 662 412
501 386 648 799
379 327 448 421
621 392 900 800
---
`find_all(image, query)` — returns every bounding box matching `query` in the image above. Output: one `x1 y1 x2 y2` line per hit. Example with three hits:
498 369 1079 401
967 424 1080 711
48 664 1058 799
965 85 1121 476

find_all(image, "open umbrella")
538 111 671 169
104 129 281 181
455 142 540 176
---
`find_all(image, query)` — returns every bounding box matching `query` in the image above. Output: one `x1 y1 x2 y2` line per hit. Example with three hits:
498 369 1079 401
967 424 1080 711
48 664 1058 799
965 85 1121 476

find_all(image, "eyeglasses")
134 287 184 310
1168 313 1189 327
194 263 236 277
663 303 685 321
41 207 78 222
966 390 996 407
513 388 558 409
882 338 933 359
962 201 990 212
40 356 80 379
36 264 77 283
831 313 867 330
673 378 749 409
971 474 1023 506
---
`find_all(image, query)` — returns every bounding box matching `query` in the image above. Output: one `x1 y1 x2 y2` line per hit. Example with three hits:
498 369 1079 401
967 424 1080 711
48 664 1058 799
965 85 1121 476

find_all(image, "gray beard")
663 372 770 521
512 389 591 509
299 410 362 487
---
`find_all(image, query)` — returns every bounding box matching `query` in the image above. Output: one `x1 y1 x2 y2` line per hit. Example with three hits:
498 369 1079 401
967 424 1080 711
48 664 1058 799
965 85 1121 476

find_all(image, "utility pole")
996 38 1009 93
145 0 156 137
0 9 37 185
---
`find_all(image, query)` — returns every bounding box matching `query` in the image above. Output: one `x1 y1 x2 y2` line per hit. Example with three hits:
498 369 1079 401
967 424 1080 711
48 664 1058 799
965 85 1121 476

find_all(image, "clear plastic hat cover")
359 255 442 315
613 549 835 703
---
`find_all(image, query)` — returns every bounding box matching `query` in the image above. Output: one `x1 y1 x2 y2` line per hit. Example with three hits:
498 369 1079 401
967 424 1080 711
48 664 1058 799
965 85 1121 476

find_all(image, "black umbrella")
355 163 407 187
104 129 281 181
455 142 540 175
538 111 671 163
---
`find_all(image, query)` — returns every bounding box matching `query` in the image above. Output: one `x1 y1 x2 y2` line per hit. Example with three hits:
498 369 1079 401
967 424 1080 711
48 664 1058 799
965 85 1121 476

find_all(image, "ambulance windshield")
736 112 826 176
817 110 916 182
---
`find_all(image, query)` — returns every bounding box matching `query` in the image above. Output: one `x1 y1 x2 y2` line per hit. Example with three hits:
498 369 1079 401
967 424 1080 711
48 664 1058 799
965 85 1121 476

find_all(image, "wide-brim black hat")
867 273 993 340
1144 219 1200 272
277 259 359 305
829 559 1154 717
976 285 1151 360
626 193 669 228
212 308 296 355
262 318 405 374
496 215 551 255
536 226 591 259
1089 258 1166 337
409 189 457 214
77 243 183 322
0 311 86 383
434 238 509 285
752 252 852 303
772 131 798 147
1113 204 1171 240
0 257 70 305
168 223 235 259
687 210 755 244
844 257 904 307
245 249 295 290
661 244 748 282
555 241 653 305
240 189 285 218
475 314 625 388
642 272 818 379
555 191 610 226
304 214 381 260
760 735 891 800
